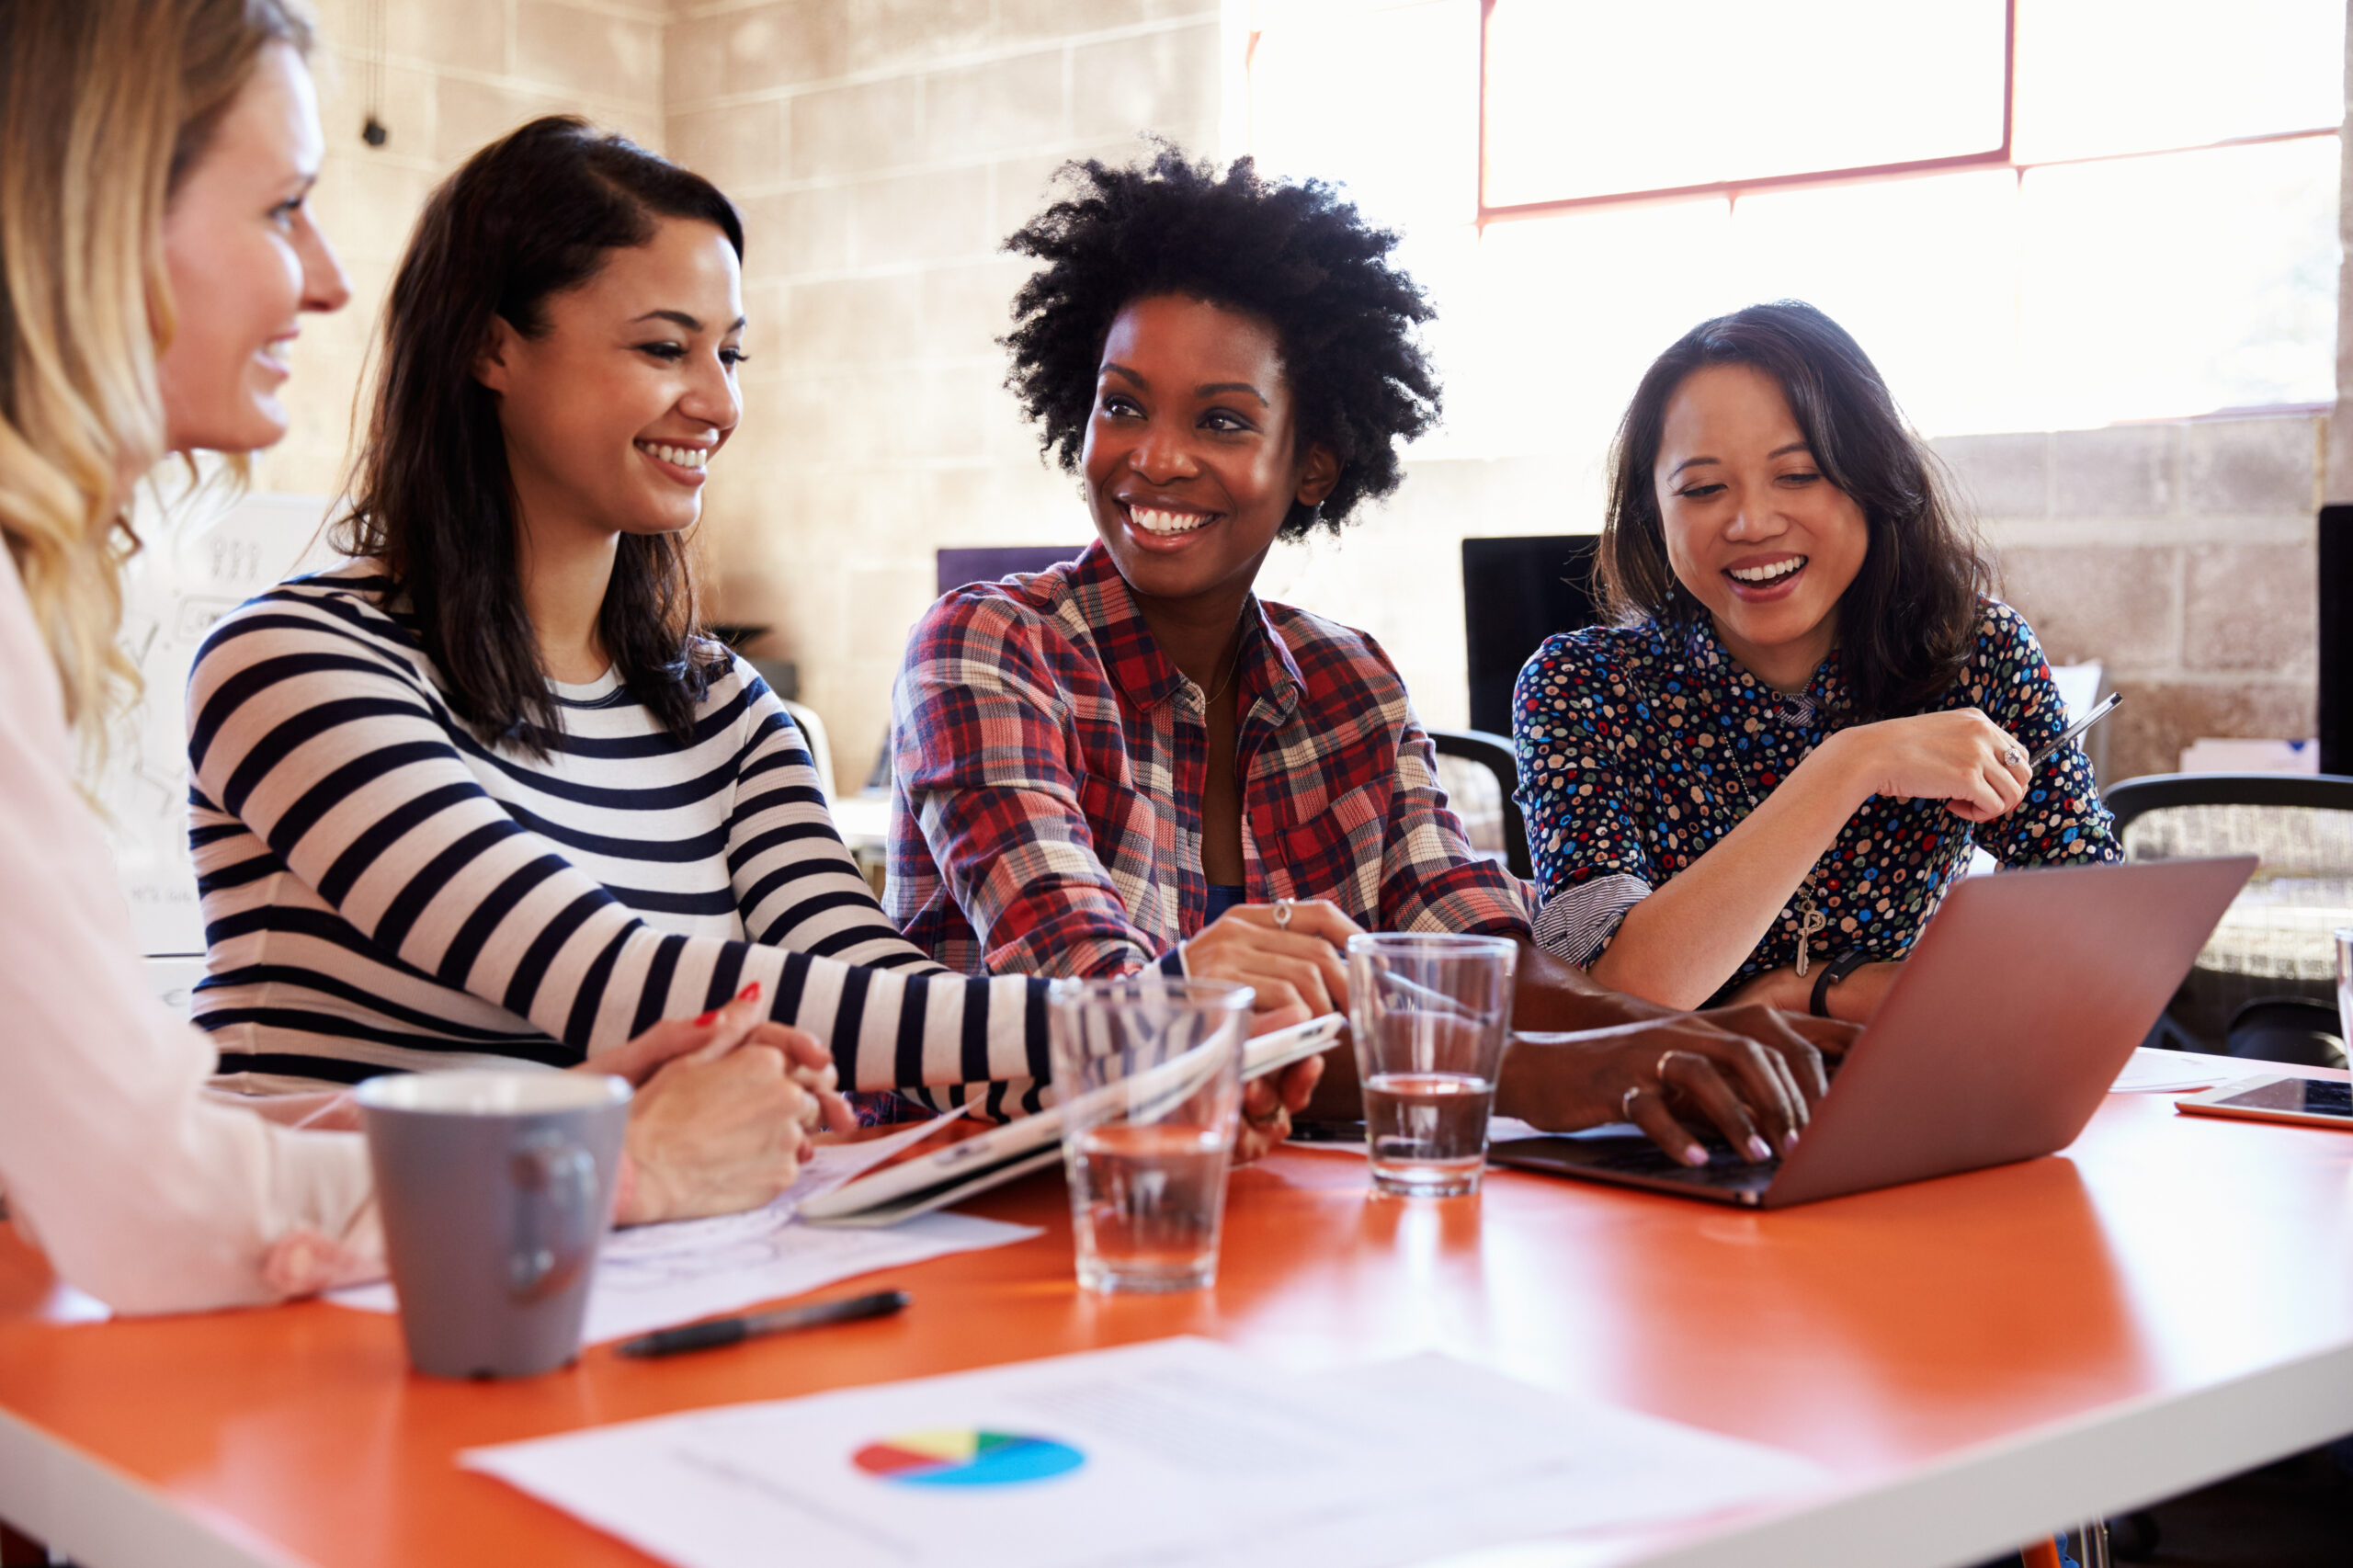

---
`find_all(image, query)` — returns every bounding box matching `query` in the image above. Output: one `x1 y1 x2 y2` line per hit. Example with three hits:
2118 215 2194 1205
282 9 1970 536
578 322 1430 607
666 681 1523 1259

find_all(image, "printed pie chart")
852 1429 1086 1488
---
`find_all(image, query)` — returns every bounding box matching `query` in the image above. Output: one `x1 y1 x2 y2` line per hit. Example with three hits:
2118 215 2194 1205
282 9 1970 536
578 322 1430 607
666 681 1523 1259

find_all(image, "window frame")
1472 0 2337 228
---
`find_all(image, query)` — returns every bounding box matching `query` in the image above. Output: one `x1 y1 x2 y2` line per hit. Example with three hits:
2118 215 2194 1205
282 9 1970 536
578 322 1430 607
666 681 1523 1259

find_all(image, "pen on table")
2029 691 2121 769
618 1290 910 1359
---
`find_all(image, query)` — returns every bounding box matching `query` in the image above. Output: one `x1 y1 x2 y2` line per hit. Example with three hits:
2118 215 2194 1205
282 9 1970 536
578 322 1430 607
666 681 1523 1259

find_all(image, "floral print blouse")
1511 599 2120 1000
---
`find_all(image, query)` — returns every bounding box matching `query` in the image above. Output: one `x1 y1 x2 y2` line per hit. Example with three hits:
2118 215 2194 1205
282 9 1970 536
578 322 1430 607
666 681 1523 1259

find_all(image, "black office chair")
2102 771 2353 1068
1425 727 1531 881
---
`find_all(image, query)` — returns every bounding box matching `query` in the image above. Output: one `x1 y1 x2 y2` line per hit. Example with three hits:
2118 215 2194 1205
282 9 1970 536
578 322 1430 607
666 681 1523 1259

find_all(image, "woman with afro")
886 149 1843 1165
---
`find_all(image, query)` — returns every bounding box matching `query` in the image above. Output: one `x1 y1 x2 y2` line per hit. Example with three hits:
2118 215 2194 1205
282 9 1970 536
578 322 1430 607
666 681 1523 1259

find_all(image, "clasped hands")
275 986 857 1227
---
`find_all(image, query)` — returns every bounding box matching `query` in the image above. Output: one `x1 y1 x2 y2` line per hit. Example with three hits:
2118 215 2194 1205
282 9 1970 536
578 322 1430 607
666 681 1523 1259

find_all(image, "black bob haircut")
1001 145 1440 540
1598 300 1995 722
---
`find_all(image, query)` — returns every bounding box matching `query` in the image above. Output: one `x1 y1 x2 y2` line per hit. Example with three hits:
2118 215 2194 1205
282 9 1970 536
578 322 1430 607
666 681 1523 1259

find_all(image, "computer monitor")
1461 536 1602 736
936 546 1087 600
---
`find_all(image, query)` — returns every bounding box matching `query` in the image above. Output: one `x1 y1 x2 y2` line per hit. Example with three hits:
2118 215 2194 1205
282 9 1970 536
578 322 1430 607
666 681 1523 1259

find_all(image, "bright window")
1483 0 2011 210
1238 0 2342 455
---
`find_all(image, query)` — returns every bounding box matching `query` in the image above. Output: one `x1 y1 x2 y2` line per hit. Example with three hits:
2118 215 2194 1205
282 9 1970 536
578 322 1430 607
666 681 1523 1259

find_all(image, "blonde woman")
0 0 838 1314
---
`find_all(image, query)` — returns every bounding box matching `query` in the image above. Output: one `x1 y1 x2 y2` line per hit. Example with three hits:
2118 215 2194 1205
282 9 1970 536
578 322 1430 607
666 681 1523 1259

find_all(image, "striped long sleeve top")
187 567 1051 1117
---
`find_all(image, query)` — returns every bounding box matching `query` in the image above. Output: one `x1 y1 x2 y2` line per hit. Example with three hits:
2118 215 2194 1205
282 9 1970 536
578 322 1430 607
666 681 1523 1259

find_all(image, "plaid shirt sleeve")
893 592 1173 983
1377 710 1535 940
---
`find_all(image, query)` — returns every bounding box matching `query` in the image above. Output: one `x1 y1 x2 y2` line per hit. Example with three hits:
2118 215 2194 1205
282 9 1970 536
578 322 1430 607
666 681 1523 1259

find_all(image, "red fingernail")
694 1009 718 1027
736 981 762 1004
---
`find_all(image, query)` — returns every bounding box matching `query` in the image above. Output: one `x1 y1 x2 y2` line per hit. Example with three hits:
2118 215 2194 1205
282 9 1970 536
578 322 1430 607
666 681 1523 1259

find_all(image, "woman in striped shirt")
2 0 841 1314
188 119 1057 1121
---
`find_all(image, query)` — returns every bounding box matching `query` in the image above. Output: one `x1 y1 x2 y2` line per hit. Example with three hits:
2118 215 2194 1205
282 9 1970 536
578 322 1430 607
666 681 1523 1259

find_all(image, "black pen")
2029 691 2121 769
617 1290 910 1358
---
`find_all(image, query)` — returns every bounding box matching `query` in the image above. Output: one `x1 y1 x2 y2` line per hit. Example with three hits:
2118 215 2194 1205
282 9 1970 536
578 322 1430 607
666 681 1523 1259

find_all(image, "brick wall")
1941 415 2322 781
666 0 1224 783
259 0 668 499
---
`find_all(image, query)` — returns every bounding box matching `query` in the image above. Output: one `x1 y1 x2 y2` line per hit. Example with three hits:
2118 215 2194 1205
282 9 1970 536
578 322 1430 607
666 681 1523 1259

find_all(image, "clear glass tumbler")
1347 933 1518 1198
1049 976 1251 1293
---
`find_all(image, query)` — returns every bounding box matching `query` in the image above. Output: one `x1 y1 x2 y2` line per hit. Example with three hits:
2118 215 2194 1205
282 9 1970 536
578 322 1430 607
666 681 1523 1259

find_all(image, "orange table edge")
4 1069 2350 1568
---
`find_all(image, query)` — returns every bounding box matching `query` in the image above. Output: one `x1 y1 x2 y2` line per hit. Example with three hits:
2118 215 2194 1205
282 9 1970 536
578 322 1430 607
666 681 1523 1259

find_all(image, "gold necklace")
1199 612 1250 708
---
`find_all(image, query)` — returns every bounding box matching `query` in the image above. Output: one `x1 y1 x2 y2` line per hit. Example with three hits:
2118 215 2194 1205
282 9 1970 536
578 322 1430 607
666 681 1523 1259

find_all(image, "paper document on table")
2109 1048 2267 1095
462 1336 1822 1568
331 1111 1041 1344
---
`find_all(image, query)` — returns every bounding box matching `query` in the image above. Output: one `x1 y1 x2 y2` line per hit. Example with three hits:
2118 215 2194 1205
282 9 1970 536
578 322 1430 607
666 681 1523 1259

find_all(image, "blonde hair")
0 0 313 735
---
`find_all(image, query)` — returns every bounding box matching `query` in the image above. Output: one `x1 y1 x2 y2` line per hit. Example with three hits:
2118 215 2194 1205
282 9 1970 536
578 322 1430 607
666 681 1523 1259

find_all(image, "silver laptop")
1488 856 2256 1208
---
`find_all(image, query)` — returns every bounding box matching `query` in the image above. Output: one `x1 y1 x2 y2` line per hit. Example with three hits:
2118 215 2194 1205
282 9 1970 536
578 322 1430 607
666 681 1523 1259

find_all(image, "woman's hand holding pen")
1813 707 2031 824
600 984 858 1225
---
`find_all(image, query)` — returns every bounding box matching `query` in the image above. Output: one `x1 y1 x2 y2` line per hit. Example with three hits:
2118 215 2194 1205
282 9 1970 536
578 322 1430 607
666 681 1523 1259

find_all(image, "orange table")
4 1081 2351 1568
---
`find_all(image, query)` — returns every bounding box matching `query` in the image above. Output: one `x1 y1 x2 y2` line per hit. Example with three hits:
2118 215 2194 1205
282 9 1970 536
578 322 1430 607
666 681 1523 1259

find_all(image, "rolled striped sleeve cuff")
1531 874 1653 969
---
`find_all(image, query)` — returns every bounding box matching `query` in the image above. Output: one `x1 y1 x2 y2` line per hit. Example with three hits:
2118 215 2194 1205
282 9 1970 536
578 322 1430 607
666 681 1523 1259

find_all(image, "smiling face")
1079 293 1336 612
1654 362 1870 689
475 216 745 546
156 42 350 454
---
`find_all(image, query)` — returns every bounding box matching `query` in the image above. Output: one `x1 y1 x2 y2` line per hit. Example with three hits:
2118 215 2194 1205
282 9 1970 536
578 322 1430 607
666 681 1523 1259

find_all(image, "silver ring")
1273 898 1293 930
1620 1085 1642 1119
2004 744 2027 767
1655 1050 1677 1086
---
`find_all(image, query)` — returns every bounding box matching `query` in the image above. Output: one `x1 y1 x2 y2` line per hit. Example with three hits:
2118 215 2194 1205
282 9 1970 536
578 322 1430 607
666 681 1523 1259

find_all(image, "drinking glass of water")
1048 976 1252 1293
1346 934 1518 1198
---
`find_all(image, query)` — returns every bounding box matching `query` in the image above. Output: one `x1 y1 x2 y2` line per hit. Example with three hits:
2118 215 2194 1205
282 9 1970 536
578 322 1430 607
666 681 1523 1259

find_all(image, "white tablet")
2176 1074 2353 1131
797 1012 1346 1228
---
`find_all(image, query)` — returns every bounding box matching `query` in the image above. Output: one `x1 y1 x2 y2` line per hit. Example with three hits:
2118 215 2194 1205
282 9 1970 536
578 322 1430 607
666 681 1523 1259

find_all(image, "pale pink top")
0 549 379 1312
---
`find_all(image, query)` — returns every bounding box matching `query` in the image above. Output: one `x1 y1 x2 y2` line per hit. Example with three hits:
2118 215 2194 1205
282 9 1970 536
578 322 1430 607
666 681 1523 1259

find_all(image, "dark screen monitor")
936 546 1087 599
1461 536 1602 736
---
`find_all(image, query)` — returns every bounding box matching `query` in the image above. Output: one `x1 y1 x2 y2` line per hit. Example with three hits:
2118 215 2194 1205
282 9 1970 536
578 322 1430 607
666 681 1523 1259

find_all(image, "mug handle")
508 1131 601 1303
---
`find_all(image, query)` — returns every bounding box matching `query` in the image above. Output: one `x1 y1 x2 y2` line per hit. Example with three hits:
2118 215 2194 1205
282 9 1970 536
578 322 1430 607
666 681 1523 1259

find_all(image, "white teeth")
1130 506 1211 536
1729 556 1805 584
640 442 708 471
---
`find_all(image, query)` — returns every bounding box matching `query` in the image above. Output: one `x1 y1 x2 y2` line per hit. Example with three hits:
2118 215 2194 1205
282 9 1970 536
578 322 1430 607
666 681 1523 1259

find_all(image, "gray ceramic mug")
356 1070 631 1378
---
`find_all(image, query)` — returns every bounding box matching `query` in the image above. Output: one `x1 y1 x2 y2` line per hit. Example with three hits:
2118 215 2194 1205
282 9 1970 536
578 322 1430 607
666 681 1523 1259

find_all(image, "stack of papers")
2109 1048 2268 1096
332 1115 1043 1344
464 1336 1822 1568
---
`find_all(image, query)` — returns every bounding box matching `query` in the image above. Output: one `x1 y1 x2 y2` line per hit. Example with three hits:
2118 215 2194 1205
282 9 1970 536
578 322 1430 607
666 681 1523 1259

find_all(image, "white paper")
2109 1047 2266 1095
462 1336 1823 1568
331 1111 1041 1343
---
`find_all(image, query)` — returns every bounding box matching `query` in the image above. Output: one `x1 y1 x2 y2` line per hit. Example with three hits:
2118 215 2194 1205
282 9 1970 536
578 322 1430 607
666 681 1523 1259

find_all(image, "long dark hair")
335 116 743 753
1597 301 1993 720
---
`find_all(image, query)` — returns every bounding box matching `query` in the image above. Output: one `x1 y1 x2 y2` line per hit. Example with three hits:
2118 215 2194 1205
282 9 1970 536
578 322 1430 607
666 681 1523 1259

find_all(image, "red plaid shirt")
887 541 1530 979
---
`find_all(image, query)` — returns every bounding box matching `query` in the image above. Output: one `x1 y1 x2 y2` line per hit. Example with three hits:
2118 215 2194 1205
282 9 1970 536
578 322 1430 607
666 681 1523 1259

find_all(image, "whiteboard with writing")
95 489 338 956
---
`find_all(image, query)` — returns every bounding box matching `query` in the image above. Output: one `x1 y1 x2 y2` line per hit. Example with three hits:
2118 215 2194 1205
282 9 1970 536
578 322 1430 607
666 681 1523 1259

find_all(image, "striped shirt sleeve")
186 589 1051 1108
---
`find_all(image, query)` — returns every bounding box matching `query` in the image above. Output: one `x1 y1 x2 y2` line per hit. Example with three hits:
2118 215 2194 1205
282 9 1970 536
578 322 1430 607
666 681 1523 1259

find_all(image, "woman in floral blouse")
1514 301 2120 1022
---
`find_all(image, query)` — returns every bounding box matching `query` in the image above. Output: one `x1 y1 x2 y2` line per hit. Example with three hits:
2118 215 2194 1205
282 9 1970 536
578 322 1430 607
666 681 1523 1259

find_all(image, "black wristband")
1809 949 1870 1017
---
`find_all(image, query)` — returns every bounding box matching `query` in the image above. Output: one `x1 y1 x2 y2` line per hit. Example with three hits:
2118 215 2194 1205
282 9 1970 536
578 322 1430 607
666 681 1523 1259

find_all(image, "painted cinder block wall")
665 0 1221 783
256 0 668 500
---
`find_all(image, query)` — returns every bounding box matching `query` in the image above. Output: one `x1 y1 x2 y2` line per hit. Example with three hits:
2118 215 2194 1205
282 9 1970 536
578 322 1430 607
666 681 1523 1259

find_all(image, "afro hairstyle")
1001 144 1440 540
